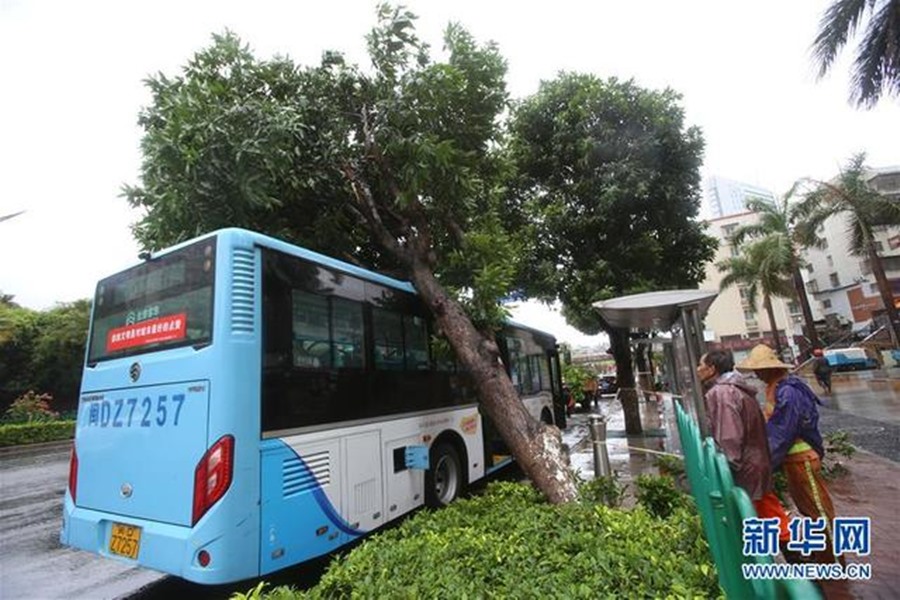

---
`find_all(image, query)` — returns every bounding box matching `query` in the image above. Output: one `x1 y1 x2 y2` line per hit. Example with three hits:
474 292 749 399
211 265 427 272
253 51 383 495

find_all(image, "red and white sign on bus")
106 312 187 352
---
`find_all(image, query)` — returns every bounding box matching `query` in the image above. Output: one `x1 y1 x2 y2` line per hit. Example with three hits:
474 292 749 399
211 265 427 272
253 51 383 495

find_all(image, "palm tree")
718 237 796 358
798 152 900 345
812 0 900 108
728 190 824 355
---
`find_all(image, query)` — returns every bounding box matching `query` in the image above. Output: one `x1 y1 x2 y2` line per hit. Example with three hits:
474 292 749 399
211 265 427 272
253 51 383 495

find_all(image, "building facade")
700 211 810 363
801 166 900 335
703 176 778 219
700 167 899 358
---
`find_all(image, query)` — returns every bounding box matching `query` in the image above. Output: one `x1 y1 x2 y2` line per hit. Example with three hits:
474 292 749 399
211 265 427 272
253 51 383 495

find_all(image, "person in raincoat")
738 344 841 565
697 349 790 545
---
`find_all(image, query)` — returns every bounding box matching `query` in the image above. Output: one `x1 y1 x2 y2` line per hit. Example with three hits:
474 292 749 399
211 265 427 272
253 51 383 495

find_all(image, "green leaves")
508 73 716 332
811 0 900 107
281 481 720 599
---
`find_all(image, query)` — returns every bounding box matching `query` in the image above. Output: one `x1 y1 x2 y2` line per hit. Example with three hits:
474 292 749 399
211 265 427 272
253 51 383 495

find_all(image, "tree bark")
343 152 578 504
406 255 579 504
609 327 642 435
791 260 821 353
763 293 784 358
867 241 900 347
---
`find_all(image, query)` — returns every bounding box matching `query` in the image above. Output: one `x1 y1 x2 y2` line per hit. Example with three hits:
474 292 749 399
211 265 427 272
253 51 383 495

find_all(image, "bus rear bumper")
60 495 256 584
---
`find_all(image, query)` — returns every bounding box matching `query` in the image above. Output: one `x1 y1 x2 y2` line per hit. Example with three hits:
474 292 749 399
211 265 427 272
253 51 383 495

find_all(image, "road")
0 441 164 600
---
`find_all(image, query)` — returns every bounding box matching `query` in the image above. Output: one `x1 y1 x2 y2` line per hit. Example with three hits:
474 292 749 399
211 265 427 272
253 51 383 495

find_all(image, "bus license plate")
109 523 141 560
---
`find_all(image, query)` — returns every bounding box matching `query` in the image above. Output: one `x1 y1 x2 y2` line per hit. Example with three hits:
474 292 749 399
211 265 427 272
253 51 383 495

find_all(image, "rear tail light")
68 446 78 502
192 435 234 526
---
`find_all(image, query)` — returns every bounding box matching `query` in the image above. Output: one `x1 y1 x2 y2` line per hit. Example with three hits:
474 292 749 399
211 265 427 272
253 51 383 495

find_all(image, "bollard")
588 414 611 478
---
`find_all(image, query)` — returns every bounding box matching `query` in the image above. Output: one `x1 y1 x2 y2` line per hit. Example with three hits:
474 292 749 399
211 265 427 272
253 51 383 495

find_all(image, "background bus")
61 228 562 584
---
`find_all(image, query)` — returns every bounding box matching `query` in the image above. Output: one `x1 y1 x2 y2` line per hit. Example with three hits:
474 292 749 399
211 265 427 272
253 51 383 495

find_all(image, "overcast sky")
1 0 897 347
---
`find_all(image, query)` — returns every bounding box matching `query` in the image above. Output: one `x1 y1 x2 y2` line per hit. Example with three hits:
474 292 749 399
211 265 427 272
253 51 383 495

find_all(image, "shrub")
578 474 624 507
0 420 75 447
3 391 59 423
822 430 855 480
635 474 688 519
249 480 720 599
654 453 685 478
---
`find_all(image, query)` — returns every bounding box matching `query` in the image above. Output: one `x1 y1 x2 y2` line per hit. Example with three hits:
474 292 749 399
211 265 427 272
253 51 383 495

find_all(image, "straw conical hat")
736 344 793 371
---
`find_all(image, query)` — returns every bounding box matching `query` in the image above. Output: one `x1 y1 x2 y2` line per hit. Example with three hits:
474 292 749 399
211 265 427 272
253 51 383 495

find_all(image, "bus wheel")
426 443 464 508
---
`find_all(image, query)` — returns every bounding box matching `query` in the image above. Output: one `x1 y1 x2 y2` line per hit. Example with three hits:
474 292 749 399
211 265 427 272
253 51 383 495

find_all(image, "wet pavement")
801 371 900 462
0 441 165 599
562 370 900 600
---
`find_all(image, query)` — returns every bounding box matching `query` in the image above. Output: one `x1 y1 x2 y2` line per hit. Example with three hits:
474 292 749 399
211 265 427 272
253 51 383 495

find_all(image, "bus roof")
143 228 557 343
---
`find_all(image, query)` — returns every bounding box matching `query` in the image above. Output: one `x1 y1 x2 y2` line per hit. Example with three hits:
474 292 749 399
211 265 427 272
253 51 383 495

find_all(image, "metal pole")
679 304 709 437
588 414 611 478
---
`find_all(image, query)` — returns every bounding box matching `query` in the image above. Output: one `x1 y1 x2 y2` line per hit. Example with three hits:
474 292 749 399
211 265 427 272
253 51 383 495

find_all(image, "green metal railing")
674 401 821 599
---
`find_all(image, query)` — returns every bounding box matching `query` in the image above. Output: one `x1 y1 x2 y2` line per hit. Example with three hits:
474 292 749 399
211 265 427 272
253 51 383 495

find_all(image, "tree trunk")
791 261 821 353
634 341 653 397
406 256 579 504
867 242 900 347
763 293 784 358
608 327 642 435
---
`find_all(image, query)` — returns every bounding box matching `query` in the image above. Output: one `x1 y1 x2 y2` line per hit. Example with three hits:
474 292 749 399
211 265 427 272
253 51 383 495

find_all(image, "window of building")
805 263 814 273
808 279 819 293
883 256 900 272
829 273 840 288
822 299 832 309
743 308 757 322
787 301 800 315
874 240 885 253
722 224 737 236
860 260 872 275
826 255 833 267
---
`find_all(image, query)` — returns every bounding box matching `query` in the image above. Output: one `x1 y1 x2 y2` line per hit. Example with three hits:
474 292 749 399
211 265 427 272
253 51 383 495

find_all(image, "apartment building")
802 166 900 334
700 210 811 362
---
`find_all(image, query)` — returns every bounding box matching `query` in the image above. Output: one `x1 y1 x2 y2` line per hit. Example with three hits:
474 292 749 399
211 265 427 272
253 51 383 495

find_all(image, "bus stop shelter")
592 289 717 435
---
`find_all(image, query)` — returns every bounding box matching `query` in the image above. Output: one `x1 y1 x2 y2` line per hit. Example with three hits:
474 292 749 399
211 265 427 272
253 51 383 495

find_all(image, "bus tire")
426 442 464 508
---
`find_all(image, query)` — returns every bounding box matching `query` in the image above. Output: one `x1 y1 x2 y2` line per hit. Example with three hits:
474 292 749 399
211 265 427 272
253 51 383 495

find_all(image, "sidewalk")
562 396 900 600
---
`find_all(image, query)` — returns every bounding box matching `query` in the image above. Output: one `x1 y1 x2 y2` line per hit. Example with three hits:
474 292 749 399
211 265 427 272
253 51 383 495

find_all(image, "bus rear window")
87 238 216 364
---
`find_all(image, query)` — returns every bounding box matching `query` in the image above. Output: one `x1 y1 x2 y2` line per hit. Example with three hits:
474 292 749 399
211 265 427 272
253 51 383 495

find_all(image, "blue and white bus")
61 228 563 584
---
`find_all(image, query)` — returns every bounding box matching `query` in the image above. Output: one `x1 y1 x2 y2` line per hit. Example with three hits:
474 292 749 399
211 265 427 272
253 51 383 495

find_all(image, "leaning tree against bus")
124 9 577 502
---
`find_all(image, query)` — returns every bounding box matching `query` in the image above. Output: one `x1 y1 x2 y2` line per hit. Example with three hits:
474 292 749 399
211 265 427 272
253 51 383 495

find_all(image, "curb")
0 439 73 459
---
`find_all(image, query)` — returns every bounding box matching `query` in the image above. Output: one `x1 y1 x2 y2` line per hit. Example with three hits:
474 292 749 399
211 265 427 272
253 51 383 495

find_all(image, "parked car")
824 347 880 371
599 375 618 395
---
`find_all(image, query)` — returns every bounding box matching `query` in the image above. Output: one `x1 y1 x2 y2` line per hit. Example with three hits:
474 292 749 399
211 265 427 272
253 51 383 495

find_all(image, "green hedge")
247 480 721 599
0 420 75 447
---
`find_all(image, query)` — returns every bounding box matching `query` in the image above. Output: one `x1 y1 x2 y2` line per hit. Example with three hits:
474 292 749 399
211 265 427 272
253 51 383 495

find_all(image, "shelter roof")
592 289 717 331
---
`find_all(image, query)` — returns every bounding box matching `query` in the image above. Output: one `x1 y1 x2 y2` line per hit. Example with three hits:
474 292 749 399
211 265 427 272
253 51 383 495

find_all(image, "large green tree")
717 237 796 358
798 152 900 345
125 8 577 502
507 73 717 434
729 190 824 354
0 297 89 413
812 0 900 107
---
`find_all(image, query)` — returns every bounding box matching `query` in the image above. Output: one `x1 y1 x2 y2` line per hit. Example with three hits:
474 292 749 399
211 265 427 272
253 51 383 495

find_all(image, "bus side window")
404 315 429 370
332 297 365 369
372 308 405 370
292 290 332 369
